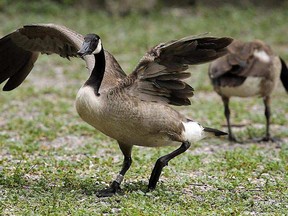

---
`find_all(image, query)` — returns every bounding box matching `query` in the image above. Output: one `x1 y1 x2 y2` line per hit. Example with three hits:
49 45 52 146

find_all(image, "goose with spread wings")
0 24 232 197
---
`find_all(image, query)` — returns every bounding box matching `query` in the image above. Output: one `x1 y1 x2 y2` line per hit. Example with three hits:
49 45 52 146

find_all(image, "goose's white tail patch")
182 121 205 142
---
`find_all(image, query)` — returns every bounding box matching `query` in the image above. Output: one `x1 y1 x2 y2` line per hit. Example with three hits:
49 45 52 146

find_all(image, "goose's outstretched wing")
0 23 95 91
117 35 232 106
209 40 274 87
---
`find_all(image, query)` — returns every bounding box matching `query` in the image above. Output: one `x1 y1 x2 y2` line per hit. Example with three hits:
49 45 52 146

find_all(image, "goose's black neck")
280 57 288 92
85 48 106 96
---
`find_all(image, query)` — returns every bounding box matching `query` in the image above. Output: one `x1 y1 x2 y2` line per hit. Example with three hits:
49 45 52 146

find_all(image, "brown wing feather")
0 23 94 91
116 35 232 106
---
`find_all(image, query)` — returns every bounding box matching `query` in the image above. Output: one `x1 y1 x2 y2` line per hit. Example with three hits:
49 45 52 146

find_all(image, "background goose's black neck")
85 48 105 96
280 57 288 92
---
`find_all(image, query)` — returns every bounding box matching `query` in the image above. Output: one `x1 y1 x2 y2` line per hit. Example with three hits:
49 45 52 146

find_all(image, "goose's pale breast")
218 77 263 97
75 86 184 147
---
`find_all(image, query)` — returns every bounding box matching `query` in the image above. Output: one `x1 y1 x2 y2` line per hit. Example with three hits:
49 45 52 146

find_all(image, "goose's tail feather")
203 127 228 137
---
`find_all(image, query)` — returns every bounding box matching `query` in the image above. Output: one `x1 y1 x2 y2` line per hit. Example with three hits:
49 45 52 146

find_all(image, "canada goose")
0 24 232 197
209 39 288 142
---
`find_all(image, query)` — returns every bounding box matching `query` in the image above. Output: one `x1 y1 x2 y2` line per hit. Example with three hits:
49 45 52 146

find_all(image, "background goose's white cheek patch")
253 50 271 63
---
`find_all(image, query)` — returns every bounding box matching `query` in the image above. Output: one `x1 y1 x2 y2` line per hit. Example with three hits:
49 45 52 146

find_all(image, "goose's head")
78 34 102 57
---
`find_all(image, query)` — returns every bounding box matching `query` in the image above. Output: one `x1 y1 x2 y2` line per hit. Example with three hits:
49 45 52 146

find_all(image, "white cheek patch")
253 50 271 63
93 39 102 54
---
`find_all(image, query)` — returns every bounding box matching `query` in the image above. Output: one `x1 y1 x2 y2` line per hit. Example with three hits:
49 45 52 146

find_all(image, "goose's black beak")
77 41 92 57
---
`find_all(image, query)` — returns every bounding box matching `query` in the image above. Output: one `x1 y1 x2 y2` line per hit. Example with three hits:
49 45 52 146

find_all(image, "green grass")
1 3 288 215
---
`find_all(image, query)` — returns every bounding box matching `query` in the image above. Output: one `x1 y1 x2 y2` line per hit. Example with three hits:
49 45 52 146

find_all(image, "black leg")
222 96 237 142
148 141 191 190
97 143 132 197
263 96 271 141
259 96 279 142
252 96 280 143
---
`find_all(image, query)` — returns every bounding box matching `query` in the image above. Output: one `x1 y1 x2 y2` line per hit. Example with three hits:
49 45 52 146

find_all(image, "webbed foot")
228 134 243 143
253 136 281 143
96 181 121 197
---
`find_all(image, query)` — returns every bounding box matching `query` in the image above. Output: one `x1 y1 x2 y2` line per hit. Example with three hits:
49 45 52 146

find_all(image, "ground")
0 3 288 215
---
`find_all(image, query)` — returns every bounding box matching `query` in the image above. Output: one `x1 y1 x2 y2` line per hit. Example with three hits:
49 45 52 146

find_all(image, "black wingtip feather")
3 85 13 91
168 97 191 106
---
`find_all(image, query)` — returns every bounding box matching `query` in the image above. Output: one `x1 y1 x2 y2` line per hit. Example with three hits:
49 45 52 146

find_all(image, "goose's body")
77 86 183 147
0 24 232 196
209 39 288 142
76 85 207 147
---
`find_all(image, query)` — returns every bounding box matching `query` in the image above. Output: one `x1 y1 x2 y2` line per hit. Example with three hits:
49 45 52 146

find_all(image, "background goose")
0 24 232 197
209 39 288 142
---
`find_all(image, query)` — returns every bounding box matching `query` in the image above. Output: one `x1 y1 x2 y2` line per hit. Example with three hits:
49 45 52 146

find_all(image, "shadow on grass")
0 153 179 199
1 169 165 197
81 180 158 197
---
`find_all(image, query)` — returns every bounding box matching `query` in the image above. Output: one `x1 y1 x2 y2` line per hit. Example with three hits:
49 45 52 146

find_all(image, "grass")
1 2 288 215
